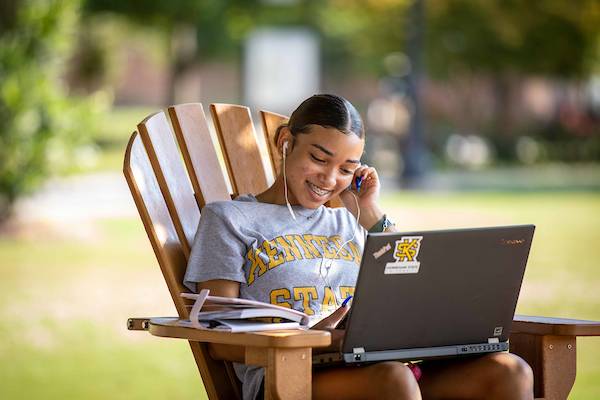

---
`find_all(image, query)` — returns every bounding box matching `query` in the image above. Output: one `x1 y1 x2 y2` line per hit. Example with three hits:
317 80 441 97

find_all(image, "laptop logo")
384 236 423 275
493 326 503 336
501 238 525 245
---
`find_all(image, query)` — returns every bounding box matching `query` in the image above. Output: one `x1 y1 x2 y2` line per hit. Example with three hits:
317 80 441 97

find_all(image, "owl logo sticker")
384 236 423 274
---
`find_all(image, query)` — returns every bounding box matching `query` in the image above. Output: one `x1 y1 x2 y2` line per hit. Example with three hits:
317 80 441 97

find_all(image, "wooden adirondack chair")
124 102 600 400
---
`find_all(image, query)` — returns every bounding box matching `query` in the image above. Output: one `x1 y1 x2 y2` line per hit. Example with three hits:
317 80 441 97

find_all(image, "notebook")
313 224 535 365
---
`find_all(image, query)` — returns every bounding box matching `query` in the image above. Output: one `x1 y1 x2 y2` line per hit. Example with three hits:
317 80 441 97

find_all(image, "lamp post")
402 0 428 187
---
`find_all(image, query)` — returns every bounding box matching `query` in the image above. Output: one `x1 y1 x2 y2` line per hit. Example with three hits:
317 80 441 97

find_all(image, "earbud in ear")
282 141 289 158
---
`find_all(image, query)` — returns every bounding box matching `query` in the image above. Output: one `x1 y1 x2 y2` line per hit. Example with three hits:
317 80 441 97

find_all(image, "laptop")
313 224 535 365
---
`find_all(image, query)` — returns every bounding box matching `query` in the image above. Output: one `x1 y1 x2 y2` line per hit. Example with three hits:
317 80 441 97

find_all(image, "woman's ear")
277 127 294 155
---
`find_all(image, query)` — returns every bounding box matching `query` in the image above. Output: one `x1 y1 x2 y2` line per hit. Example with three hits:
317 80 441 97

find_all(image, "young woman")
184 94 533 400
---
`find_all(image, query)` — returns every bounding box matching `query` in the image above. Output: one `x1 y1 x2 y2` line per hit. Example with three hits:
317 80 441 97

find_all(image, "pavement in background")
15 172 137 223
10 164 600 226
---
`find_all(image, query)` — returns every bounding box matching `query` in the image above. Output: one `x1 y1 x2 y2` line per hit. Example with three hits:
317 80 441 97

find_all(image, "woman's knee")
368 362 420 399
484 353 534 397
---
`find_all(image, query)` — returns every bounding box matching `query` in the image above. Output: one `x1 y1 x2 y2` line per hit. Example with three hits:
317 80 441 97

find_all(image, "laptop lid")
341 225 535 360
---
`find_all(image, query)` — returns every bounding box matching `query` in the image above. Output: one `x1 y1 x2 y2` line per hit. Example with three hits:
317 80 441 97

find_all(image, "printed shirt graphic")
184 195 365 400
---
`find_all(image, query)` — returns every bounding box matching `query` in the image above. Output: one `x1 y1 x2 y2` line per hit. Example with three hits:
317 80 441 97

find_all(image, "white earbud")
282 141 289 158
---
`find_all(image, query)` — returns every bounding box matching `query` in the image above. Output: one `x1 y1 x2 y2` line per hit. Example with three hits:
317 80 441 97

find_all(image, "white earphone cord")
282 142 361 307
282 143 297 220
319 191 360 307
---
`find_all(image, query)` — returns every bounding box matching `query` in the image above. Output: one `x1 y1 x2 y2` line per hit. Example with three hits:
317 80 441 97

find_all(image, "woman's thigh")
313 361 421 400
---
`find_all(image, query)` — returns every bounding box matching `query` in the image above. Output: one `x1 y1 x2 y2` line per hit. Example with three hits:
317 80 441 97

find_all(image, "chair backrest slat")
123 132 190 316
210 103 270 196
168 103 231 209
137 111 200 255
124 131 240 400
259 109 288 177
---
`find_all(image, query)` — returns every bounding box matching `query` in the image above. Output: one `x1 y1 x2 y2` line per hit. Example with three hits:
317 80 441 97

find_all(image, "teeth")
308 182 331 196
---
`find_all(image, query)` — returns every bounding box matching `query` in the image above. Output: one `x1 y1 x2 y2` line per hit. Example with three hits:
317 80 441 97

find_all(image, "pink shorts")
407 362 422 381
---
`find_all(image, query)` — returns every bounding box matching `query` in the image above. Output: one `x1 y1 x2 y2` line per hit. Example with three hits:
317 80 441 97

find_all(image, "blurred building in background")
244 28 320 114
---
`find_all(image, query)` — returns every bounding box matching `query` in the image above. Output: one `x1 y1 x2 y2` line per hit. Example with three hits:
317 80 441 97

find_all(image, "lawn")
0 191 599 399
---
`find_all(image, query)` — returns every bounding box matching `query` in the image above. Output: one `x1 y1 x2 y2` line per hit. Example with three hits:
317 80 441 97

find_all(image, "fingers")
352 164 379 192
312 304 351 330
354 164 376 182
328 304 350 328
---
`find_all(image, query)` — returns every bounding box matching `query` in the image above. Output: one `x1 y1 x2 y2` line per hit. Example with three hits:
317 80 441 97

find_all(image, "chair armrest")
512 314 600 336
509 315 600 399
140 317 331 349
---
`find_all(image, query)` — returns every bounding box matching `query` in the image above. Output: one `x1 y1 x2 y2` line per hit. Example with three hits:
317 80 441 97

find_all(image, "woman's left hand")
339 164 382 227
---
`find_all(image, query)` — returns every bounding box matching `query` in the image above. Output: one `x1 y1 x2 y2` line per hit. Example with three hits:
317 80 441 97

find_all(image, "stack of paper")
179 289 310 332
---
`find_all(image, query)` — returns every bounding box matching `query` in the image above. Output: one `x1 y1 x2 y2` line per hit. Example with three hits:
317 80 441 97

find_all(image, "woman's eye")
340 169 353 175
310 154 325 163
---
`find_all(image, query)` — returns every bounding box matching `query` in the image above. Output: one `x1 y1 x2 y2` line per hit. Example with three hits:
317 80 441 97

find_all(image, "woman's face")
283 125 364 208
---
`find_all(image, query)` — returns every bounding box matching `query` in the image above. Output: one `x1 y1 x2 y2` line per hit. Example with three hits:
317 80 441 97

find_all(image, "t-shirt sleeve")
183 205 247 292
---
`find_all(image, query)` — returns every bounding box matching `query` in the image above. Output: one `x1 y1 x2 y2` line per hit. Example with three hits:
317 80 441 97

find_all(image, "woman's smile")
306 181 333 198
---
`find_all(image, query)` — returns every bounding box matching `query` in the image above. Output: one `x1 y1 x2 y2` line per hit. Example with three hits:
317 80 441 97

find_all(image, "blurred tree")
426 0 600 139
316 0 410 75
427 0 599 79
0 0 103 223
83 0 260 104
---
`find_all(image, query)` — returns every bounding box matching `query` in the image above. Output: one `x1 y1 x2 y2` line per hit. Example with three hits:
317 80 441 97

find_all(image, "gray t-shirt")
184 194 365 400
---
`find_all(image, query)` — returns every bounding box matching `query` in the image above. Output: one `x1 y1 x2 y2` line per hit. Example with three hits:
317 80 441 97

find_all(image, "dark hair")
275 94 365 144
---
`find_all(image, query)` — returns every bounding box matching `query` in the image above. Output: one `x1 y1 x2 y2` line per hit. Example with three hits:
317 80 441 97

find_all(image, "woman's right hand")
311 304 350 353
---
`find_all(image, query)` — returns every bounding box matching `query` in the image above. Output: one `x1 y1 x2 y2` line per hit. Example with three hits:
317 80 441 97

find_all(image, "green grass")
382 191 600 399
0 321 203 400
1 192 599 399
94 106 157 144
0 218 207 399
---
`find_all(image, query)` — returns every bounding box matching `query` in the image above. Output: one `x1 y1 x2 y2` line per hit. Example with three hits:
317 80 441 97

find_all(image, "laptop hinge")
352 347 365 361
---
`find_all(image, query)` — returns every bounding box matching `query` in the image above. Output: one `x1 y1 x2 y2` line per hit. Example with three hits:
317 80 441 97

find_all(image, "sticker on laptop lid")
372 243 392 259
384 236 423 274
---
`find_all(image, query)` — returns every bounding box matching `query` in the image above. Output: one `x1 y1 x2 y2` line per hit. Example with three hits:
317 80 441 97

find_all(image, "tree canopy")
82 0 599 79
426 0 600 79
0 0 102 221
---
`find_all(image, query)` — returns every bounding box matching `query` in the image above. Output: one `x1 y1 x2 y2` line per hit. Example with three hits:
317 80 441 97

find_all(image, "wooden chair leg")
247 347 312 400
510 333 577 400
